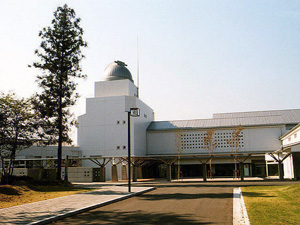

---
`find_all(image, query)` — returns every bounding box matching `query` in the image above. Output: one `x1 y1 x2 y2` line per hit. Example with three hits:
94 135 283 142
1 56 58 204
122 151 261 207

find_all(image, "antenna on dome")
137 36 139 98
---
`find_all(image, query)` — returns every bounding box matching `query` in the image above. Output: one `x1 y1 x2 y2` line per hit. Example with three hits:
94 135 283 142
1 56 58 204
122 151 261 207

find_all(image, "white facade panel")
95 80 137 98
79 79 154 163
281 123 300 147
147 126 284 156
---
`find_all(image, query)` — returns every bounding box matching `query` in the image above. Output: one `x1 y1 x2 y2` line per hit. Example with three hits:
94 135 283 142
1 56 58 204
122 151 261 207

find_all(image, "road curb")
29 187 156 225
233 187 250 225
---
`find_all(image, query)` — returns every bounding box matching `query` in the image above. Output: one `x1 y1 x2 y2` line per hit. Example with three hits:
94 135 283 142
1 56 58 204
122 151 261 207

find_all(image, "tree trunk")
57 71 63 181
203 163 207 182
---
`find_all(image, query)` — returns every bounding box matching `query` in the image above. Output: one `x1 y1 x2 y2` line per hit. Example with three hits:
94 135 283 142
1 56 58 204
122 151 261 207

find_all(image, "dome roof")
102 61 133 82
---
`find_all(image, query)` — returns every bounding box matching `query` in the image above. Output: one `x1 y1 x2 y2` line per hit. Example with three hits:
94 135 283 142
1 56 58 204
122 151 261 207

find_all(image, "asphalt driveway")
52 182 233 224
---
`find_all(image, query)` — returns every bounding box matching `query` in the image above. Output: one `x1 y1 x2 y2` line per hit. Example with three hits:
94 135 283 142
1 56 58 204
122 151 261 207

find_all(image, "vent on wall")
180 131 244 150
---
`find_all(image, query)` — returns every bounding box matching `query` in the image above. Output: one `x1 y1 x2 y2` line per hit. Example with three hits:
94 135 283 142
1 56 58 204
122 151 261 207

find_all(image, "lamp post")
127 107 140 192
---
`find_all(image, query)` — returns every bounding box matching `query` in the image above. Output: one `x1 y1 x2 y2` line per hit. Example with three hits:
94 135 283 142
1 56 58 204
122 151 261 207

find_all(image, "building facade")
76 61 300 180
9 61 300 181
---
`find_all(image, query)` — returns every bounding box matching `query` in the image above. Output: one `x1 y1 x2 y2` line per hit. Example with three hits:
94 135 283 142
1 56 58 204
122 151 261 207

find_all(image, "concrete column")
239 162 244 181
111 165 118 182
137 166 143 179
166 164 172 182
132 165 137 182
278 161 284 181
100 166 106 182
121 165 128 180
203 163 207 182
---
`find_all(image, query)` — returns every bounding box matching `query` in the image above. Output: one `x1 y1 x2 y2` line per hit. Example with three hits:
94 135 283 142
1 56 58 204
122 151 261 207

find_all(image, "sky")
0 0 299 144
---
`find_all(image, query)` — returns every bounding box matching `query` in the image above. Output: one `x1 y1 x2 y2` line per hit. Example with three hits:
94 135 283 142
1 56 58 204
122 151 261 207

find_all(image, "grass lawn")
0 181 92 209
242 183 300 225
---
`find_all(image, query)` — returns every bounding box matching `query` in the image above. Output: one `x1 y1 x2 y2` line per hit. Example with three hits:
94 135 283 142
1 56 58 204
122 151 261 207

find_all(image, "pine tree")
31 4 87 180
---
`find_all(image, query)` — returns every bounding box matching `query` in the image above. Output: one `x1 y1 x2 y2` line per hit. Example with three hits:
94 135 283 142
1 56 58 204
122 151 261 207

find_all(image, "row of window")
117 146 127 150
116 120 126 125
288 133 298 142
116 114 148 125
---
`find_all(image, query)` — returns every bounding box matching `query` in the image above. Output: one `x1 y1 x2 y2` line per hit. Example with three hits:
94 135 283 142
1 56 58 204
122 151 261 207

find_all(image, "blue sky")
0 0 299 142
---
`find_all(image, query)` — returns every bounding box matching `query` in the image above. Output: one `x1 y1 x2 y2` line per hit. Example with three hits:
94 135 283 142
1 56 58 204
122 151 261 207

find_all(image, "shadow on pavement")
132 180 300 189
53 210 212 225
140 192 233 200
9 209 71 224
76 190 127 196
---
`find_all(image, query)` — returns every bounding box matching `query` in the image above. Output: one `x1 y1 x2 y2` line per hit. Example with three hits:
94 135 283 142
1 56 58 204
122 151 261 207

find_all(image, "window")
294 133 298 138
117 146 120 150
123 146 126 149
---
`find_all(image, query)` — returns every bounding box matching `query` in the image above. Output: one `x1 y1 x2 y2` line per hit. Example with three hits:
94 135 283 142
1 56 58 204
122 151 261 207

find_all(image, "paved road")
51 180 299 225
52 182 233 224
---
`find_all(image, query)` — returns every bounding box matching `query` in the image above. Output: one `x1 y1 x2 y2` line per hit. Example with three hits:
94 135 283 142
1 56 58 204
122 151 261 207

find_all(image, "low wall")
12 167 93 183
61 167 93 182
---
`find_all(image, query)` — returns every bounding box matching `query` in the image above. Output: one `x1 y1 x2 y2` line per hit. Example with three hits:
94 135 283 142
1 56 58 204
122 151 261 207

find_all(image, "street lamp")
127 107 140 192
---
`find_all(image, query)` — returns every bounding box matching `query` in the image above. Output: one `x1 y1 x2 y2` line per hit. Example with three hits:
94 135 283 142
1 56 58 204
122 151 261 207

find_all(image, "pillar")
166 164 172 182
278 161 284 181
239 162 244 181
111 165 118 182
203 163 207 182
100 166 106 182
121 165 127 180
137 166 143 179
132 165 137 182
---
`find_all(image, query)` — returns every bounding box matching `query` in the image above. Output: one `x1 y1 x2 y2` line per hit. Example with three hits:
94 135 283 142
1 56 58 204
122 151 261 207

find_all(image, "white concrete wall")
283 154 294 179
147 126 284 156
132 98 154 156
12 168 93 183
95 80 138 98
78 79 154 164
282 124 300 147
78 96 129 158
61 167 93 182
15 145 81 159
245 126 282 152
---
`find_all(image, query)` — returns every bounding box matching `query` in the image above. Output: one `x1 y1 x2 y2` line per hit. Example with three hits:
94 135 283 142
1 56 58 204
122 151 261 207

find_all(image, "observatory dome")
102 61 133 82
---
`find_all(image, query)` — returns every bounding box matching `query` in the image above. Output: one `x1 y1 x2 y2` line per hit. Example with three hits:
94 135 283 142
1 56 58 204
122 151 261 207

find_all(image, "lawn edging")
233 187 250 225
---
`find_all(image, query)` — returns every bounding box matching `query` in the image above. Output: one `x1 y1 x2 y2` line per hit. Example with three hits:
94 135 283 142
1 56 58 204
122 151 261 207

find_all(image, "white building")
10 61 300 181
76 60 300 180
78 61 154 161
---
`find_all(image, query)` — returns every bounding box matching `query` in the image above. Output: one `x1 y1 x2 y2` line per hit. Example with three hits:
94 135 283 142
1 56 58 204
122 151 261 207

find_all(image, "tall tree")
31 4 87 180
0 92 37 184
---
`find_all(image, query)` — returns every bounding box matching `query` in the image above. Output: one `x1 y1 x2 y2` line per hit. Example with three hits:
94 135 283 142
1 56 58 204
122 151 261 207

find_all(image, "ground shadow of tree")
0 186 21 195
241 191 275 198
53 210 211 225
